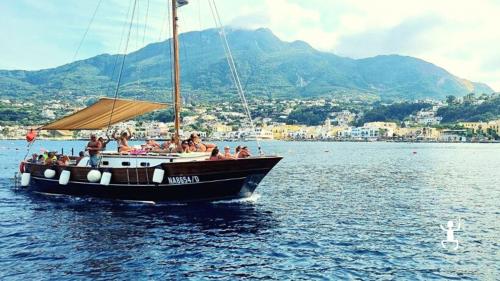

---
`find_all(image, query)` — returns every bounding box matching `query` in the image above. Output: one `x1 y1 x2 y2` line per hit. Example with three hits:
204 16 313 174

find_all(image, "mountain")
0 28 493 102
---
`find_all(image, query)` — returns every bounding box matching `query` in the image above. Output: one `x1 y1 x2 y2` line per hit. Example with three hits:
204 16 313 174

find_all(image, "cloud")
0 0 499 90
334 15 442 58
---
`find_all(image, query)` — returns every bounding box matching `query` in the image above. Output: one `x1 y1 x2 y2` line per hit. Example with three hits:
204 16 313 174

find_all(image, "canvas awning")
41 98 167 130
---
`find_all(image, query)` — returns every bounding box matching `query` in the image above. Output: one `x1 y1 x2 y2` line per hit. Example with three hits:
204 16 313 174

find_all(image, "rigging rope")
142 0 150 45
72 0 103 63
208 0 263 155
106 0 139 134
59 0 103 97
27 1 103 161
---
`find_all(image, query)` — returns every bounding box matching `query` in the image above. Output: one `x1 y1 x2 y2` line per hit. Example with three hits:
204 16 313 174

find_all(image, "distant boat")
19 0 281 202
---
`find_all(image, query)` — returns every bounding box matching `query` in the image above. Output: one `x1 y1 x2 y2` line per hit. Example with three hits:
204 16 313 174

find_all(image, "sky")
0 0 499 90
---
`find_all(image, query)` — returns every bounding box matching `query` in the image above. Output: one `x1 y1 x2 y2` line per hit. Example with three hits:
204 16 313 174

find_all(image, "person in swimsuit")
113 128 132 153
180 140 191 153
141 138 161 152
238 146 251 158
223 146 234 159
208 147 225 161
190 133 215 152
98 135 111 151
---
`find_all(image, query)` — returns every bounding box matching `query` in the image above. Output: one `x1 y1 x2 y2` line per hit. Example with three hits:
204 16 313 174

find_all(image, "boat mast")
172 0 181 142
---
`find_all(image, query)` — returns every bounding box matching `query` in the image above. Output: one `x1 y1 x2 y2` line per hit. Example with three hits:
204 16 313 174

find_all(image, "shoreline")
0 138 498 144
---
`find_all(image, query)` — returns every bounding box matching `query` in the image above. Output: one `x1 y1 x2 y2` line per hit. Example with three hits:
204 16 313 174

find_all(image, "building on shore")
460 120 500 134
439 129 467 142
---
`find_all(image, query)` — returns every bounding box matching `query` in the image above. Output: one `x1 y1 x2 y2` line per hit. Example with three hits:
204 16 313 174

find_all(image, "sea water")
0 140 498 280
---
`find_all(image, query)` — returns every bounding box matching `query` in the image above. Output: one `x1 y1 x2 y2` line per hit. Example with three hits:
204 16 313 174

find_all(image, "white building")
351 127 380 140
415 109 442 125
41 109 56 119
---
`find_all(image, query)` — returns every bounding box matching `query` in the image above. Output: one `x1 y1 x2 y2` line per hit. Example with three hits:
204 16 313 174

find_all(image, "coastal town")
1 94 499 142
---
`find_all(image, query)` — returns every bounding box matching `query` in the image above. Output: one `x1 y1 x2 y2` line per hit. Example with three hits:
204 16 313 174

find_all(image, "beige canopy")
41 98 167 130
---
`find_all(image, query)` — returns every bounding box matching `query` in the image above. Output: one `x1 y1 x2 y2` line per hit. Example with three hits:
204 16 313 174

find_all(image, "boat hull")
23 157 282 202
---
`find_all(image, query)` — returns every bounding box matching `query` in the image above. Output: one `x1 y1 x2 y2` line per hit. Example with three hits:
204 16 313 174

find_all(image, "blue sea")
0 140 498 280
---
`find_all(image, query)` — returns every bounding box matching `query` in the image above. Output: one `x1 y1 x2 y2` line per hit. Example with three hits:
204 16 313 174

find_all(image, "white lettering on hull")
167 176 200 185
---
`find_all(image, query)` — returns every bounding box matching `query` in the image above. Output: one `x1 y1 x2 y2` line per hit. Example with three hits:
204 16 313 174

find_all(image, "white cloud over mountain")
0 0 499 90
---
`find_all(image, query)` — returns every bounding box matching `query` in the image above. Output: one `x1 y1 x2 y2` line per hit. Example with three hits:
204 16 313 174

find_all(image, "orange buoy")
26 129 37 143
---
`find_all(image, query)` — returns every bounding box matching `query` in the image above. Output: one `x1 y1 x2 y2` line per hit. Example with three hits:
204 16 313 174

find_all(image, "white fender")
44 169 56 179
87 170 102 183
100 171 112 186
59 170 71 185
152 168 164 184
21 173 31 187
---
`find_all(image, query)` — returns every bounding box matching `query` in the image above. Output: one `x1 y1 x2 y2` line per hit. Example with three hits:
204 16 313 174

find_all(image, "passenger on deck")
223 146 234 159
40 149 48 160
161 137 176 152
208 147 225 161
45 152 57 165
37 154 45 164
180 140 191 153
75 151 85 165
113 128 132 153
187 139 197 152
98 135 111 151
190 133 216 152
143 138 161 151
238 146 251 158
234 145 242 158
86 134 102 168
57 155 70 166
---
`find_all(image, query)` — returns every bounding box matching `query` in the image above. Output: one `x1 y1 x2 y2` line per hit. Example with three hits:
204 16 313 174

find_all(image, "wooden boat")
19 0 282 202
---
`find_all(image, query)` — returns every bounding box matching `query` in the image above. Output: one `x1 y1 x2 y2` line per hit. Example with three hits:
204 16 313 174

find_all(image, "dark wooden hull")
23 157 282 202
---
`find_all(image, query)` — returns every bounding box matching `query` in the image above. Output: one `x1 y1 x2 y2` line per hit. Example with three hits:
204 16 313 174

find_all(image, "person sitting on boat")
208 147 225 161
187 139 198 152
75 151 85 165
223 146 234 159
180 140 191 153
57 155 70 166
160 136 176 152
238 146 251 159
190 133 216 152
143 138 161 151
98 135 111 151
45 151 57 165
234 145 241 158
40 149 49 160
113 128 132 153
86 134 102 168
37 154 45 164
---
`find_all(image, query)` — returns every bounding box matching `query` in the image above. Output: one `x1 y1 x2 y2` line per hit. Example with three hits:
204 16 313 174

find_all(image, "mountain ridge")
0 27 493 102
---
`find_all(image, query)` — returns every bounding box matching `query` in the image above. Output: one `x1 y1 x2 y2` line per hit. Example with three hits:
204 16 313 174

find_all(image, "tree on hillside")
446 95 457 105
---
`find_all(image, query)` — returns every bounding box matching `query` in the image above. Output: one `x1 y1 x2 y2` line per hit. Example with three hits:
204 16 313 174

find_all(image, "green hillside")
0 28 493 102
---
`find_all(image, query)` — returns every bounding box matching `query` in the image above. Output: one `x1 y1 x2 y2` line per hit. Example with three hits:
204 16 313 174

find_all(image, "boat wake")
212 193 261 204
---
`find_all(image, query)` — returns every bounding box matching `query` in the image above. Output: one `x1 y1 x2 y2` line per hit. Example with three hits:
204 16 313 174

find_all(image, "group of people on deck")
32 151 71 166
207 145 251 160
32 129 252 169
82 129 252 166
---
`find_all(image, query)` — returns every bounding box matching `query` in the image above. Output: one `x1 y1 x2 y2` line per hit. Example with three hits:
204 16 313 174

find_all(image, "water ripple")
0 141 499 279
